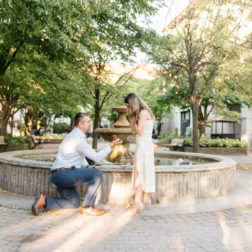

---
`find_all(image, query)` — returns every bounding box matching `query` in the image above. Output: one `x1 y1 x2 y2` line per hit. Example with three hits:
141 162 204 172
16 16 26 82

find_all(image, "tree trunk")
190 100 200 152
0 101 13 135
198 104 211 139
0 118 9 136
70 115 75 129
10 114 14 135
157 121 162 136
24 108 39 136
25 116 33 136
199 120 206 138
92 86 100 149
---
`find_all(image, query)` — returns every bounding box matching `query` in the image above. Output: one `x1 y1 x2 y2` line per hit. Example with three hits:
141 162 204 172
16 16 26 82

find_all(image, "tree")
0 0 161 136
0 0 93 134
70 1 161 148
150 0 251 152
80 57 138 148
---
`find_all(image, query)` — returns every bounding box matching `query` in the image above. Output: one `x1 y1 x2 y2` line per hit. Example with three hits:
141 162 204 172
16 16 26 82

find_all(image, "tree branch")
4 41 24 72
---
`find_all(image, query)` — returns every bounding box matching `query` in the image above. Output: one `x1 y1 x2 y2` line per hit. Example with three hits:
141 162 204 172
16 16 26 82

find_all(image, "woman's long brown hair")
124 93 155 125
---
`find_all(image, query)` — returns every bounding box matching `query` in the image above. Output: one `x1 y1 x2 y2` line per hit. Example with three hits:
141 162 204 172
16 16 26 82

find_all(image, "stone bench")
165 139 185 151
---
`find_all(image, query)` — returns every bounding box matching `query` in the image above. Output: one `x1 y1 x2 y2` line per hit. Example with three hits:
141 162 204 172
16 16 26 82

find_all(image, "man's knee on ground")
94 168 103 178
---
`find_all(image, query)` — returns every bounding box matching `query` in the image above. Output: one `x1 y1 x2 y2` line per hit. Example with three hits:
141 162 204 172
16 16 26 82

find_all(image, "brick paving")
0 202 252 252
0 146 252 252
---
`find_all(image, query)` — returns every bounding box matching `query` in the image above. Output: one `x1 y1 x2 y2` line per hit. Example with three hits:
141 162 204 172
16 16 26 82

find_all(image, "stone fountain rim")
94 128 132 133
0 149 236 173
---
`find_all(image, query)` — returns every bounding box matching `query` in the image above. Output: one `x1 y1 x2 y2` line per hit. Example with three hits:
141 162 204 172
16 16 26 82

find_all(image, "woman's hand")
129 122 137 134
110 138 122 148
126 106 132 116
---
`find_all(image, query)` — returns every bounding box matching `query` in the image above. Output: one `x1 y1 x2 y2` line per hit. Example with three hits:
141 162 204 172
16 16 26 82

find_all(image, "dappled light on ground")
1 202 252 251
16 208 134 252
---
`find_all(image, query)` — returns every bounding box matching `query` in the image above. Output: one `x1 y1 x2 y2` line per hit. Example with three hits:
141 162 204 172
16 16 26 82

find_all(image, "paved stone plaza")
0 147 252 252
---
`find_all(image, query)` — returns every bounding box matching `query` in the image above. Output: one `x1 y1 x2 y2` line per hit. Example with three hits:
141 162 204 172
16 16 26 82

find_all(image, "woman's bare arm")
128 115 138 134
130 110 153 136
133 110 149 135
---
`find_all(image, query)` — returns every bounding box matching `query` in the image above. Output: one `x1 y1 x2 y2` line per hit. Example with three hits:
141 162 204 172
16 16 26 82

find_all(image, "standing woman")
124 93 156 212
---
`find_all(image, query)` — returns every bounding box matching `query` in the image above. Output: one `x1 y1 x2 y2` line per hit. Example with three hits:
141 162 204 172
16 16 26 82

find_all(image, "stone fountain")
94 106 135 164
0 106 237 206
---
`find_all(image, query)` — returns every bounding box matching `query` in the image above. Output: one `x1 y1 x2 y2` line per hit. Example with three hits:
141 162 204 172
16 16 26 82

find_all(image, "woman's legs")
133 161 144 210
143 192 150 205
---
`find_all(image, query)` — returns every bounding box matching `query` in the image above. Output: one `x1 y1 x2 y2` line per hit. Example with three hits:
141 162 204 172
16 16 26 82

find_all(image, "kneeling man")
32 112 121 216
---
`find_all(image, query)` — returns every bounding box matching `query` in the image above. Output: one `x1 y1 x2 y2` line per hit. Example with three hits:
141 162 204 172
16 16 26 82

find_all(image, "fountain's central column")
94 106 135 165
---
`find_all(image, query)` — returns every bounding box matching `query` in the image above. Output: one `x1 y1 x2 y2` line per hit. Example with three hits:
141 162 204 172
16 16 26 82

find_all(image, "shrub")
53 123 71 134
183 137 248 148
4 134 30 146
158 133 184 142
184 138 192 146
41 133 67 139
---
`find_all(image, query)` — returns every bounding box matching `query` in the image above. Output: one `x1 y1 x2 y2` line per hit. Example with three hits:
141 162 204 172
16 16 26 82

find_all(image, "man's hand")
87 165 99 169
110 138 122 148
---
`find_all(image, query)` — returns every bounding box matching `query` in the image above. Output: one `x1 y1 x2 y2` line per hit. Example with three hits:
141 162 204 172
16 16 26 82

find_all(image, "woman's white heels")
128 202 144 215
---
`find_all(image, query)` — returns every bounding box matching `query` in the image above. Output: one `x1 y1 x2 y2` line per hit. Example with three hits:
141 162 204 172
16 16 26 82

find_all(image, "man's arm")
81 158 90 168
78 139 111 163
78 137 122 163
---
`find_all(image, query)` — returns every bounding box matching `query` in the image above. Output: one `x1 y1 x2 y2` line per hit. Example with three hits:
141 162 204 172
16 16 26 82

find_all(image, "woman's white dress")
134 120 155 193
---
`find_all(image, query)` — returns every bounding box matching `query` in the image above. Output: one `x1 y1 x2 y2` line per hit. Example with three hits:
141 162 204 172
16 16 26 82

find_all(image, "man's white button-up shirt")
51 127 111 170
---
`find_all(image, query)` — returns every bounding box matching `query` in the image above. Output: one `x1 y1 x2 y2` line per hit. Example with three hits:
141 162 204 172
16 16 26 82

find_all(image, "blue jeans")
45 167 102 209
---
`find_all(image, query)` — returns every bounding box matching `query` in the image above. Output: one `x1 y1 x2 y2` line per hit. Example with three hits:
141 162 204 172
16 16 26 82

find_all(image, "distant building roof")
163 0 195 32
211 116 237 122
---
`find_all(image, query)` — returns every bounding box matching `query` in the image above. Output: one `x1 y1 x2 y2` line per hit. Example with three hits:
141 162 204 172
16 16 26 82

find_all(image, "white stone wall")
160 107 181 136
7 110 24 136
241 107 252 146
160 106 251 145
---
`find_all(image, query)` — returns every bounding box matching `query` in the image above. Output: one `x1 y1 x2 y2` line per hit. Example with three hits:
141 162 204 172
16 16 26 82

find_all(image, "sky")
150 0 190 34
111 1 190 65
133 0 190 64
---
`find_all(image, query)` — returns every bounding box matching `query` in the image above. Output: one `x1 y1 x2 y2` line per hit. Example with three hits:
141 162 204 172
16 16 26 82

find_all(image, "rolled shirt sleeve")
81 158 90 168
78 140 111 163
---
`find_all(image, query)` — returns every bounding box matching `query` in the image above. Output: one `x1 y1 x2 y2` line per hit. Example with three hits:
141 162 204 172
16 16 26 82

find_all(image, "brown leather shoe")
32 193 46 216
80 206 105 216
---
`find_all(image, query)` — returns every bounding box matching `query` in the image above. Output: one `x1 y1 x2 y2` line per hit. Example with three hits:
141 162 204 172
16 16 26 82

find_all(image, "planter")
42 139 63 144
183 147 252 155
5 143 30 152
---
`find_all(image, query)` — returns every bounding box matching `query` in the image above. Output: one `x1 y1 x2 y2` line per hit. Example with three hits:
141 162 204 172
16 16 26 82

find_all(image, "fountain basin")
0 149 236 206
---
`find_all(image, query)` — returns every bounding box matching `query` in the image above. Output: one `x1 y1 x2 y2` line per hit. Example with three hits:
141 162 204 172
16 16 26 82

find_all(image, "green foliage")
4 134 30 146
158 133 184 142
149 0 252 150
41 133 67 139
0 0 162 136
184 138 248 148
53 123 71 134
184 138 193 147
